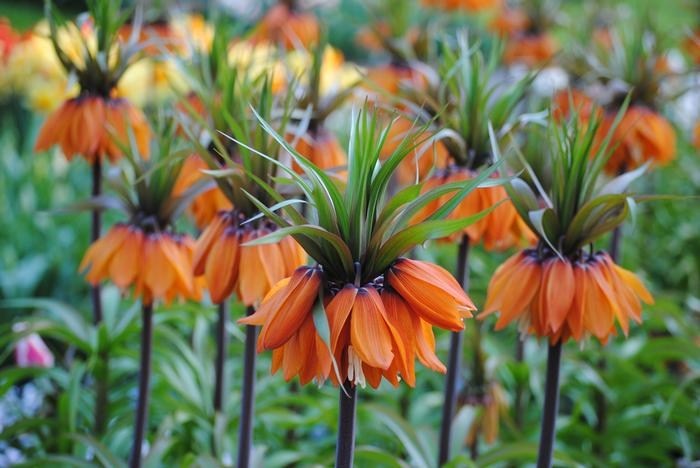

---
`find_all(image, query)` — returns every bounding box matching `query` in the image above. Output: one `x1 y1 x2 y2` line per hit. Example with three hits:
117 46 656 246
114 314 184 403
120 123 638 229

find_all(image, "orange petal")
350 287 393 369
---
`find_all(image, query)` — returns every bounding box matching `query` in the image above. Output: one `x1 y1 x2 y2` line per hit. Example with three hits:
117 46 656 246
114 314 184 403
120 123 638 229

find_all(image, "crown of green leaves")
401 34 535 169
239 104 503 285
499 95 660 259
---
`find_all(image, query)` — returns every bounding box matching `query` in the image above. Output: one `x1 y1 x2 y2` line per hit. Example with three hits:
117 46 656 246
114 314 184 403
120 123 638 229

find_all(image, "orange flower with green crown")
403 35 536 250
556 22 679 174
283 38 361 177
34 0 151 164
79 120 203 306
177 39 306 307
480 98 655 345
236 104 504 389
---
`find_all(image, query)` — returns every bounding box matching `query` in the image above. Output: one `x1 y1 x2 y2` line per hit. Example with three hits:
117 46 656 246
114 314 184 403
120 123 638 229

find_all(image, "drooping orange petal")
327 285 358 352
350 287 393 369
494 257 541 330
193 213 228 276
205 230 240 304
260 268 321 349
108 227 144 288
542 258 575 333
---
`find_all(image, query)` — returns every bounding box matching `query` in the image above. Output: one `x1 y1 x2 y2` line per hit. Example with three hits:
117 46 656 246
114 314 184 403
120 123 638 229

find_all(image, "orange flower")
386 258 475 331
693 121 700 150
365 64 429 99
239 266 329 385
79 224 201 305
604 106 676 172
480 250 653 344
684 29 700 64
240 257 472 388
34 96 151 163
172 155 233 230
0 17 21 61
193 211 307 305
288 128 347 175
421 0 500 12
412 167 535 250
503 33 557 67
248 3 319 50
488 8 529 37
553 91 676 173
379 116 450 184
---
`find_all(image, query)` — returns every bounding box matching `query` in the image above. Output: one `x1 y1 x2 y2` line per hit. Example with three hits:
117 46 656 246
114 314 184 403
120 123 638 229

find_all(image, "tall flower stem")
90 159 103 324
237 306 257 468
129 302 153 468
94 350 109 435
469 321 484 460
536 341 563 468
335 382 357 468
438 235 470 466
91 159 107 436
514 337 526 430
213 301 229 413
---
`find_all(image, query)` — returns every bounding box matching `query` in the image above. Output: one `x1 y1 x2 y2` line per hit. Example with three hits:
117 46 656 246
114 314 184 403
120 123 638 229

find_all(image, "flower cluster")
482 249 653 344
242 257 474 387
80 225 201 305
194 212 306 305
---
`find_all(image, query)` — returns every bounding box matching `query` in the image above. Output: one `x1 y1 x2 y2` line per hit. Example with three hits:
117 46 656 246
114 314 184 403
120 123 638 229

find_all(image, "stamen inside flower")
347 346 366 389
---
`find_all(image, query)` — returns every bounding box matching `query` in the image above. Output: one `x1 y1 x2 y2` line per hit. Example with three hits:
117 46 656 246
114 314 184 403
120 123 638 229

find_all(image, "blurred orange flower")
422 0 500 12
488 8 529 37
34 96 151 163
248 3 319 50
193 212 307 305
503 33 557 67
379 116 450 184
0 17 21 61
480 250 653 344
412 167 535 250
80 225 202 305
553 90 676 173
173 155 233 230
288 128 347 175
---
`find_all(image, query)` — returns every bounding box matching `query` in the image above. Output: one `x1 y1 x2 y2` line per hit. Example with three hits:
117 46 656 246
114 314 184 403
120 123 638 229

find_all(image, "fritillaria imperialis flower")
236 106 491 388
480 99 657 344
379 116 450 184
397 37 535 250
694 121 700 150
194 212 306 305
179 51 309 306
553 91 676 173
173 155 232 230
81 225 201 305
413 167 535 250
421 0 500 12
288 128 347 174
248 2 319 50
32 1 151 163
481 250 653 344
78 121 204 305
503 33 557 67
35 96 150 163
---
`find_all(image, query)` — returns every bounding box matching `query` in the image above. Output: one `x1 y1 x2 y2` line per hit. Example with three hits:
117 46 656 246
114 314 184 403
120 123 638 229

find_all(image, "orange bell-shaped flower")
35 96 151 164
